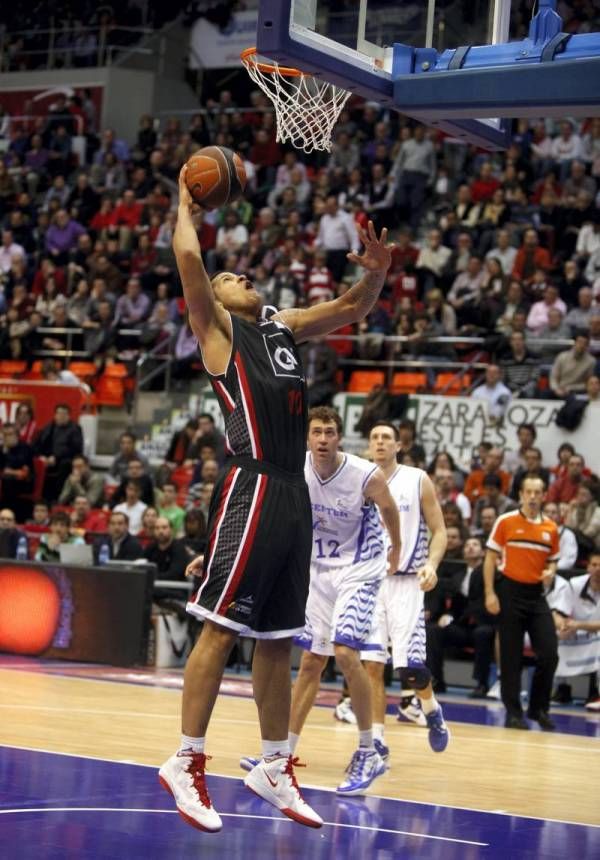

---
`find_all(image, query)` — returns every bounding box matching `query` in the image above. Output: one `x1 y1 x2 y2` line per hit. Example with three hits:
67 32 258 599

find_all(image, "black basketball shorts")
187 456 312 638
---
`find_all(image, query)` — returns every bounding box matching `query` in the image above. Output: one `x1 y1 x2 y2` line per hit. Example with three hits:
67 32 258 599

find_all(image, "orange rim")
241 47 308 78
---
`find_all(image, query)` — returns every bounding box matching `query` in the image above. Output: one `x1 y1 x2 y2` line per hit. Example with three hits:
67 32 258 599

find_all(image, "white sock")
420 695 438 715
262 739 290 760
179 734 204 754
288 732 300 755
358 729 374 749
372 722 385 741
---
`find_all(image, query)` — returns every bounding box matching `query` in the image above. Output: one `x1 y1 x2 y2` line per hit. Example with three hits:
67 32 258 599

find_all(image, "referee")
484 476 560 731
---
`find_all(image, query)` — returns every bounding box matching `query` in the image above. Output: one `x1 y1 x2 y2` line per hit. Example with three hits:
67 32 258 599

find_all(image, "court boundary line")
1 742 598 831
0 806 488 846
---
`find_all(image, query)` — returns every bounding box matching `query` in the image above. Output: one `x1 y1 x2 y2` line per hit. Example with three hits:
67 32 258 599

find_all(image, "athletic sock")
420 695 438 716
288 732 300 755
358 729 374 750
372 723 385 742
179 734 205 754
262 739 290 760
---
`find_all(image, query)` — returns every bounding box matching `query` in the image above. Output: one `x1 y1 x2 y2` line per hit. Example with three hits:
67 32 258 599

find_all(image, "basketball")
184 146 247 208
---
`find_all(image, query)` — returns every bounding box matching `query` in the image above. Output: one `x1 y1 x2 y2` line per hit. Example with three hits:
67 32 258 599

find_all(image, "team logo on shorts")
263 332 304 379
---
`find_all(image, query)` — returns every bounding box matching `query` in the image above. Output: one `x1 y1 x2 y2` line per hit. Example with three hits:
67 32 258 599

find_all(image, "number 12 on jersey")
315 537 341 559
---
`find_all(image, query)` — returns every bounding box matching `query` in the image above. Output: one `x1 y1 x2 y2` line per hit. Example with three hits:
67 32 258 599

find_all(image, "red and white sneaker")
159 751 223 832
244 755 323 828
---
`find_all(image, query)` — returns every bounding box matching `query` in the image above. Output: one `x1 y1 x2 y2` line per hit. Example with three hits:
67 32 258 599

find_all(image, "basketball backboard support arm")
255 0 600 151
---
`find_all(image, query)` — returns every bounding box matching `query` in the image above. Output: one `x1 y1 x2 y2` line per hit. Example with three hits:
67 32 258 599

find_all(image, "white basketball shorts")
295 556 386 656
361 574 426 668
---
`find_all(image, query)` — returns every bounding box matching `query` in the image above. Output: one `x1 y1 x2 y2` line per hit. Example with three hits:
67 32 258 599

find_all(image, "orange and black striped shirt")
487 509 560 584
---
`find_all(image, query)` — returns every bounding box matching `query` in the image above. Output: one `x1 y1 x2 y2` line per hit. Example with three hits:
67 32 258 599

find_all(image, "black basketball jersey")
209 313 307 473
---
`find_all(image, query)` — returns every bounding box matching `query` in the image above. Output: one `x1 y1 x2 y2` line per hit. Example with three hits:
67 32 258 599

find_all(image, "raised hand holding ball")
184 146 247 209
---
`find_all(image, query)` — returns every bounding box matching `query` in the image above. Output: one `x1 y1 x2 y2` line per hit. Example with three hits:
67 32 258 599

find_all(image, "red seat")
95 374 125 407
0 360 27 377
68 361 99 384
390 372 427 394
347 370 385 393
434 373 471 395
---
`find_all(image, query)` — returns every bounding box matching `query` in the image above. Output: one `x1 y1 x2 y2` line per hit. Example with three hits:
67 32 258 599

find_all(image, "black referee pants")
497 576 558 718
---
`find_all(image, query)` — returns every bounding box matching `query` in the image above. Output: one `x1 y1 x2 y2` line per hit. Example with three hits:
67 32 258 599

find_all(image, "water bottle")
98 543 110 565
16 535 28 561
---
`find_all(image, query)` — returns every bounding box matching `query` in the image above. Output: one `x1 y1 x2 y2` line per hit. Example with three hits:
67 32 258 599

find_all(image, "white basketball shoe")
159 751 223 832
244 755 323 828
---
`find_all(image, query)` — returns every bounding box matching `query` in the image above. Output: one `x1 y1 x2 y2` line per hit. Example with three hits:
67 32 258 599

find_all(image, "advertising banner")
189 10 257 69
0 561 154 666
0 380 93 426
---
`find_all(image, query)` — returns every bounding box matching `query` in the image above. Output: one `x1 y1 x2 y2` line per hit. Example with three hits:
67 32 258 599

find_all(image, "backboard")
254 0 600 150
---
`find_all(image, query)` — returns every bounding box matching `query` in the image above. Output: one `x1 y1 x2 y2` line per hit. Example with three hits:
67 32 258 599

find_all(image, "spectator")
299 338 338 407
471 365 512 421
45 208 86 264
486 228 517 275
0 508 27 559
473 505 499 543
510 447 551 500
35 403 84 502
426 537 497 697
27 502 50 527
549 332 595 397
138 506 159 544
584 374 600 403
165 420 199 468
181 509 207 559
565 287 596 334
0 423 34 522
511 228 552 286
70 495 108 534
442 523 467 560
58 454 105 507
15 403 36 445
314 195 360 282
115 277 151 326
484 476 560 730
433 468 471 522
543 501 579 571
526 284 567 334
391 125 436 230
415 229 452 293
503 423 538 473
95 511 144 562
113 480 147 535
109 432 150 481
158 482 186 536
548 453 588 504
464 447 511 503
0 228 26 274
143 516 189 580
550 120 583 174
564 482 600 555
472 474 516 530
446 257 486 325
531 307 572 359
499 331 540 397
35 511 84 562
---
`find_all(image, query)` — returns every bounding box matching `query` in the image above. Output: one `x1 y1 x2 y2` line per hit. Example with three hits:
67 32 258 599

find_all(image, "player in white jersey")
362 422 450 759
241 406 401 794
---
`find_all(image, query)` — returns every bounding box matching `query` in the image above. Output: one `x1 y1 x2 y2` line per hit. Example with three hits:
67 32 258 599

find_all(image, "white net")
241 52 351 154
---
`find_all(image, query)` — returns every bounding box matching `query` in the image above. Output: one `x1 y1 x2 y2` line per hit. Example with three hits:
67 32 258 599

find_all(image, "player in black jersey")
159 165 393 832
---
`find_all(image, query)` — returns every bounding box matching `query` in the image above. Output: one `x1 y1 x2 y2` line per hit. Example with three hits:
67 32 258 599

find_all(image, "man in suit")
426 537 498 697
35 403 84 502
95 510 143 563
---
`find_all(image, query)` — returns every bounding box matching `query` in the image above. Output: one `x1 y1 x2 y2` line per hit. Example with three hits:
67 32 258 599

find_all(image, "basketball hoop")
241 47 351 154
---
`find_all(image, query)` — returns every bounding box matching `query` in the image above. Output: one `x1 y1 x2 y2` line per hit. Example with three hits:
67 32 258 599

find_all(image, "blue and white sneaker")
336 748 386 796
373 738 390 769
240 754 260 773
425 706 450 752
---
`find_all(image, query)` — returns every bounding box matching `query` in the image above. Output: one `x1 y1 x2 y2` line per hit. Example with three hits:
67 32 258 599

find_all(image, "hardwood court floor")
0 667 598 827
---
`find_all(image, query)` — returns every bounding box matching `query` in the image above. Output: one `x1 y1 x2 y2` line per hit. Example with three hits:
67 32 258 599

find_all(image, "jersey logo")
542 531 550 541
263 332 304 379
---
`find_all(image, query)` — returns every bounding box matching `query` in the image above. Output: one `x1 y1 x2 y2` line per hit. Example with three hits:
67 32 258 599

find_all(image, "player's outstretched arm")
364 467 401 574
174 166 229 344
417 474 447 591
275 221 392 342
